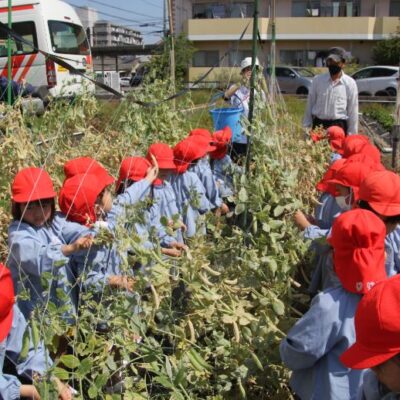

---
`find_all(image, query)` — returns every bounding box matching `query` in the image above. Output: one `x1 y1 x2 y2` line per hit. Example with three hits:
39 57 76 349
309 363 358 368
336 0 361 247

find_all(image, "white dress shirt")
303 71 359 134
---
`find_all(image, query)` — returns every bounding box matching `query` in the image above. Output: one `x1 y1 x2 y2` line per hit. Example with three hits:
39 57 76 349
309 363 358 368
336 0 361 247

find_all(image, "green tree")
372 32 400 65
148 33 196 84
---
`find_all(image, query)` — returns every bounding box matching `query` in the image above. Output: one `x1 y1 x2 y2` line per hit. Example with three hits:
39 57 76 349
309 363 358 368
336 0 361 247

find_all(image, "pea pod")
31 319 39 351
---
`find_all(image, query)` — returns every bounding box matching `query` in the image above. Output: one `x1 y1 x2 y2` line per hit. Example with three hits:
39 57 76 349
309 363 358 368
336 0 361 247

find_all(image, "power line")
68 2 162 25
87 0 162 20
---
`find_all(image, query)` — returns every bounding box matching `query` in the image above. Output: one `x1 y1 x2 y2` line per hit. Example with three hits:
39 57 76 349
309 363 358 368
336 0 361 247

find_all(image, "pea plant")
0 82 328 399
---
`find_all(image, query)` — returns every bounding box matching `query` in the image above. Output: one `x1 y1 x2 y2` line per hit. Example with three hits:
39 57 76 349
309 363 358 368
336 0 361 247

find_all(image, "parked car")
120 77 131 87
352 66 399 96
130 66 149 87
265 66 314 94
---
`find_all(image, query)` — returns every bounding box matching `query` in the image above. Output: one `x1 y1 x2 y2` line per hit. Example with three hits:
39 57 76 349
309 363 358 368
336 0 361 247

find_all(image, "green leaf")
273 205 285 217
53 367 69 380
59 354 80 369
238 188 248 202
272 298 285 316
88 385 98 399
235 203 246 215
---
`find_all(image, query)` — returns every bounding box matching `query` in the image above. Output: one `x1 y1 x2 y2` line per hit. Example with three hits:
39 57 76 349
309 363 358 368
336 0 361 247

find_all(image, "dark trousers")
312 117 348 135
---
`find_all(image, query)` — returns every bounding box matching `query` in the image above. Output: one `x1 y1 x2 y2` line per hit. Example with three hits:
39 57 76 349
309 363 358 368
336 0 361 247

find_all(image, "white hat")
240 57 260 71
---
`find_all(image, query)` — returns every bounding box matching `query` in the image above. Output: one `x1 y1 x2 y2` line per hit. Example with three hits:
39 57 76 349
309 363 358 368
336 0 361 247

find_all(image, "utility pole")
163 0 167 51
269 0 276 104
392 59 400 170
243 0 259 229
7 0 12 106
167 0 176 109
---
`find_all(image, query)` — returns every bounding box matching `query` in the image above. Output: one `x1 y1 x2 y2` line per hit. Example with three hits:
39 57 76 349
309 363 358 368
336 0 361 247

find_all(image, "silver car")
265 66 314 94
352 66 399 96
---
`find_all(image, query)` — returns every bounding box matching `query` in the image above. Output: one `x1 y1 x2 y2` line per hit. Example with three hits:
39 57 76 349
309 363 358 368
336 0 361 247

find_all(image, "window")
0 21 37 57
48 21 90 55
192 51 219 67
276 67 295 77
292 1 321 17
228 49 252 67
390 0 400 16
370 68 398 78
352 69 374 80
192 3 253 18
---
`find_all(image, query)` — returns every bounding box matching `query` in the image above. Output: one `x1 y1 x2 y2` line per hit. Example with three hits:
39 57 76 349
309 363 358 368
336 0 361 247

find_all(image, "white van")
0 0 94 97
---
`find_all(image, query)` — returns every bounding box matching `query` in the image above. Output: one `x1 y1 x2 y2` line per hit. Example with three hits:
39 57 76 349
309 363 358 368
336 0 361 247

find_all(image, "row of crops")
0 80 328 399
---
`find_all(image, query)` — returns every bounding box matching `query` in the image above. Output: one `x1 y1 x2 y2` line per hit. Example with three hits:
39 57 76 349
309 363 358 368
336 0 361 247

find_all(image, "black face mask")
328 64 342 76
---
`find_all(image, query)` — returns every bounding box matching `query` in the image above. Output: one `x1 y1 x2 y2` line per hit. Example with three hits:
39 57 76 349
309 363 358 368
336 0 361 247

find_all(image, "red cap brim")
368 202 400 217
12 190 56 203
340 342 400 370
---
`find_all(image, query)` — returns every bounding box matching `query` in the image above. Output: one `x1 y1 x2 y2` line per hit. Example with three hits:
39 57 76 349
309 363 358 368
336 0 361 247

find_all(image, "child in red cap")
145 143 186 244
59 172 139 294
358 170 400 278
209 126 242 200
0 263 72 399
281 209 387 400
7 167 92 321
171 138 211 237
340 274 400 398
63 156 115 184
115 156 186 256
185 134 229 214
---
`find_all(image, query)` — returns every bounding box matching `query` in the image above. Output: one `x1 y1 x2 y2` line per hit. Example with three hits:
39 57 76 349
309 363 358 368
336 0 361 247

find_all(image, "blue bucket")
210 107 243 142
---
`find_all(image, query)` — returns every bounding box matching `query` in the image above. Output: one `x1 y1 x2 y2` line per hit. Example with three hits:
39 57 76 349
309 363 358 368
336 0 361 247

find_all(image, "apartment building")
172 0 400 82
93 21 143 47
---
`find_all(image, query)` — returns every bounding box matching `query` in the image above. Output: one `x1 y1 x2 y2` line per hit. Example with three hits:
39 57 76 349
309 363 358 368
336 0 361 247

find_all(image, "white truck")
0 0 94 98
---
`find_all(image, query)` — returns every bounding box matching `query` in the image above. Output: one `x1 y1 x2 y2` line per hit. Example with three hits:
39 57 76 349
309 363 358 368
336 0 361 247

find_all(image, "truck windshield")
48 21 89 55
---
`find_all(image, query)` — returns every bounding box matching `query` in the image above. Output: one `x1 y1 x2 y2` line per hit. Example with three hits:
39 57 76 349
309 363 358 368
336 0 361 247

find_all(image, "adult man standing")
303 47 358 135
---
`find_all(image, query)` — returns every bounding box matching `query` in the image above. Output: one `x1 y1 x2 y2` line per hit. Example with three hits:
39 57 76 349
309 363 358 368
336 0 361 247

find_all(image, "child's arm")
8 227 69 277
280 290 342 370
0 373 22 400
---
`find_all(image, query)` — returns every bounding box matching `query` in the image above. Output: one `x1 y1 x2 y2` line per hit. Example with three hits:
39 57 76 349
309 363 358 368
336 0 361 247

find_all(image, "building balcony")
185 16 399 41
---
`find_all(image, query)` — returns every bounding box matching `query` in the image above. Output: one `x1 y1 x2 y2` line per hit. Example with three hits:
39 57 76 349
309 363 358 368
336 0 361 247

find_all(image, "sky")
66 0 166 44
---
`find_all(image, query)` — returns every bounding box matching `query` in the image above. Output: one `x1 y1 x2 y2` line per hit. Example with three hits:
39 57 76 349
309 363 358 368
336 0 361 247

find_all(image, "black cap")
326 47 348 63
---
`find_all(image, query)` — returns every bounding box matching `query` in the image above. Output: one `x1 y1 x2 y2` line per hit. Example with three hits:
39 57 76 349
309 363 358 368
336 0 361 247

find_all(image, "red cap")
343 135 370 158
328 209 386 294
189 128 212 140
0 264 14 343
63 157 115 186
346 153 385 171
12 167 56 203
173 138 203 174
59 173 107 225
327 126 345 154
116 157 150 192
359 143 381 164
359 170 400 216
146 143 176 170
316 158 346 195
326 160 376 201
341 275 400 369
210 126 232 160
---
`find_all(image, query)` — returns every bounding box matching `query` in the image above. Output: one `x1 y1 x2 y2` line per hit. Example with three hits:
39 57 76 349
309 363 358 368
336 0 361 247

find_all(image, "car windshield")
296 68 314 77
48 21 90 55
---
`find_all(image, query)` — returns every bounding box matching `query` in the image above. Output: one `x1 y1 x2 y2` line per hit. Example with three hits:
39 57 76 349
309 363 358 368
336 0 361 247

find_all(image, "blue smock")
0 305 51 399
169 171 211 237
189 158 222 210
7 213 76 321
280 285 365 400
211 155 240 198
